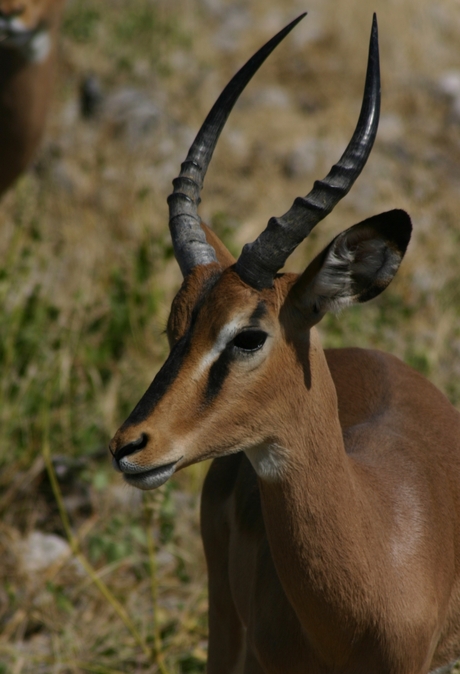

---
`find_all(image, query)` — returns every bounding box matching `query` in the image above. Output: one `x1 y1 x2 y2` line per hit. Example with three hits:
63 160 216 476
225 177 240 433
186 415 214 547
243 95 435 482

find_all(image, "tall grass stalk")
144 492 171 674
41 408 153 662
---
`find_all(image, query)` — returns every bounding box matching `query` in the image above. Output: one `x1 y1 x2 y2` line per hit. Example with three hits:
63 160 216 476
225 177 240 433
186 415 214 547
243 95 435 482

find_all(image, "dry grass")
1 0 460 671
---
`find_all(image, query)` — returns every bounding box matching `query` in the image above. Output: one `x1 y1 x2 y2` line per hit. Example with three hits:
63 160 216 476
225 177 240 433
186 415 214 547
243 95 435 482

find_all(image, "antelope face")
110 15 411 490
0 0 61 60
109 268 298 490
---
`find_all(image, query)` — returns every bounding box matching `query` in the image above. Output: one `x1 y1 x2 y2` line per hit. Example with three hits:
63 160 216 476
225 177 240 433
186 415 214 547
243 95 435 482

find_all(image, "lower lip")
122 461 177 490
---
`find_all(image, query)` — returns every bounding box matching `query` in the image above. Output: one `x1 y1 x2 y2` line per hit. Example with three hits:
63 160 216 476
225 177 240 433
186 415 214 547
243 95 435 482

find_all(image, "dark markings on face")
204 347 233 404
203 301 267 405
121 333 192 427
121 271 221 427
249 300 267 323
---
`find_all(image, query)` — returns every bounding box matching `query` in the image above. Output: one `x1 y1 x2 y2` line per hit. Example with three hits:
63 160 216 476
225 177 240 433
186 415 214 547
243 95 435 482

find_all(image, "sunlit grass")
1 0 460 671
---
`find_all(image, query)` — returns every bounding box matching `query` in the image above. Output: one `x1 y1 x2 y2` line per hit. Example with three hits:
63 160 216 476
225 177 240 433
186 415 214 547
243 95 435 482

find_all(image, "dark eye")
232 330 267 352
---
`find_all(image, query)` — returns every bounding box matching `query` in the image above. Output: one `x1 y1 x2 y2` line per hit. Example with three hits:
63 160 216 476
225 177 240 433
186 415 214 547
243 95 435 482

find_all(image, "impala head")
0 0 62 61
109 14 412 490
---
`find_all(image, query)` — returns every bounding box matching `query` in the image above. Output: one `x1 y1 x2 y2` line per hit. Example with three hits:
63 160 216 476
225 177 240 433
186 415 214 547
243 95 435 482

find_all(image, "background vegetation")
1 0 460 671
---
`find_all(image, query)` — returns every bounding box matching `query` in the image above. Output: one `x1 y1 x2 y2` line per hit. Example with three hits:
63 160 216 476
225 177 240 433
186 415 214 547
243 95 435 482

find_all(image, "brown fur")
0 0 63 196
110 224 460 673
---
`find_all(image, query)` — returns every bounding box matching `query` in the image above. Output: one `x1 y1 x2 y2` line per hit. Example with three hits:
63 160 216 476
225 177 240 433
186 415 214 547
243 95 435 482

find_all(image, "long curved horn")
167 13 307 278
235 14 380 289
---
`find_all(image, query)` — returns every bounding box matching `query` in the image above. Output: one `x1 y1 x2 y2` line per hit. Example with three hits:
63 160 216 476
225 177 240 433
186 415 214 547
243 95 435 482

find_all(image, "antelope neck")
246 337 381 667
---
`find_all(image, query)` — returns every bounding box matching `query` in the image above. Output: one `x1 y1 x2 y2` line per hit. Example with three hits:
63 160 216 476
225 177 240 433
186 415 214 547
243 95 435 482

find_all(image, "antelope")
0 0 64 196
110 14 460 674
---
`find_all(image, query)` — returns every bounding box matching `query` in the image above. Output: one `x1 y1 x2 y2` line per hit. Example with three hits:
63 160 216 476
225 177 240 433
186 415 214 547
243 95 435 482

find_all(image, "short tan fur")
0 0 64 196
110 16 460 674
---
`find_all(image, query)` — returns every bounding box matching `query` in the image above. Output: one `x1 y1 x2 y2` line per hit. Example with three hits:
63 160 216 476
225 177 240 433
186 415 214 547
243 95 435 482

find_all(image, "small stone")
15 532 71 575
437 70 460 99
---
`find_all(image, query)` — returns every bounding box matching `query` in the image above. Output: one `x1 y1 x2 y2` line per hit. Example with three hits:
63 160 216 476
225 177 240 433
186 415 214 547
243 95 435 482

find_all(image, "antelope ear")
200 222 236 268
290 209 412 322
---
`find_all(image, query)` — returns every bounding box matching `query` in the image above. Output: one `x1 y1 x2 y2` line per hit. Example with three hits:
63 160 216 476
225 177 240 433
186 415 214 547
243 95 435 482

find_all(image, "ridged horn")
235 14 381 289
167 13 307 277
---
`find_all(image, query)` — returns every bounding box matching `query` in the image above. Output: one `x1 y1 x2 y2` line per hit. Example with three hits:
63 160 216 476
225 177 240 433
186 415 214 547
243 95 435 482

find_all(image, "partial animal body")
202 346 460 673
109 15 460 673
0 0 63 196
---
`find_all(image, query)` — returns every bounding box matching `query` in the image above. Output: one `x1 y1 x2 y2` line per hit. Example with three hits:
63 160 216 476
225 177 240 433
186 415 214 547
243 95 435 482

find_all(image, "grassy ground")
1 0 460 671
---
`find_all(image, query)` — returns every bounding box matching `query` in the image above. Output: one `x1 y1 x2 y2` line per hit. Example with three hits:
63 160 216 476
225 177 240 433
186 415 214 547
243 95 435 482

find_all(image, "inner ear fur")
290 209 412 321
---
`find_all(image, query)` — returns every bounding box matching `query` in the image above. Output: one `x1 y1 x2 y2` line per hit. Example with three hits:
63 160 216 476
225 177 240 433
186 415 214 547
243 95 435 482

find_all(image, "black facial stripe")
122 270 222 428
249 300 267 323
205 348 233 404
203 301 266 406
122 332 192 427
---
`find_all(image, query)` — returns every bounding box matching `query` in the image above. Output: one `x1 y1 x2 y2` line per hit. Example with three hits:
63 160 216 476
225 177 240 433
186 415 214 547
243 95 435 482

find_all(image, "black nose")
0 8 24 19
113 433 148 462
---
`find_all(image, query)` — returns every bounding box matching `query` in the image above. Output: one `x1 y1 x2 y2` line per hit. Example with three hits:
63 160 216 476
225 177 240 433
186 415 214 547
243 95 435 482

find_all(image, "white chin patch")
27 30 52 63
1 18 52 63
245 443 288 482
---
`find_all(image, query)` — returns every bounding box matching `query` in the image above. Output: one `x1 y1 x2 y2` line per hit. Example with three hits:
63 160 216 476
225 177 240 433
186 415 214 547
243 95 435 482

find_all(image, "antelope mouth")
114 458 179 491
0 19 48 59
0 22 35 47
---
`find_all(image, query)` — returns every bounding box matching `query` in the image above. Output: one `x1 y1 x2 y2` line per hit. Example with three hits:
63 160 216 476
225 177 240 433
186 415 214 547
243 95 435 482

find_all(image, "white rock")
438 70 460 98
16 532 71 575
378 114 404 143
437 71 460 123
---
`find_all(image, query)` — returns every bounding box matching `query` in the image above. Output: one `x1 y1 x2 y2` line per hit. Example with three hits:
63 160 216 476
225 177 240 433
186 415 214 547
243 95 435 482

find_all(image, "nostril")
114 433 148 462
0 7 25 19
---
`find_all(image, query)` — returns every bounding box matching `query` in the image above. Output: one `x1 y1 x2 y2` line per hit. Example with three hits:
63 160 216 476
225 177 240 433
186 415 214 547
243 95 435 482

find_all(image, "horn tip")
371 13 379 42
293 12 307 28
